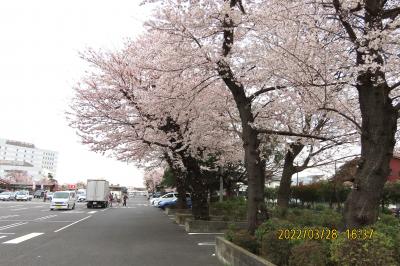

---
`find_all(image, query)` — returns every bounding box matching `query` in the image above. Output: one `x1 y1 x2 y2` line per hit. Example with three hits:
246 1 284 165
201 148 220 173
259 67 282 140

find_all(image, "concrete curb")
185 220 247 233
215 237 276 266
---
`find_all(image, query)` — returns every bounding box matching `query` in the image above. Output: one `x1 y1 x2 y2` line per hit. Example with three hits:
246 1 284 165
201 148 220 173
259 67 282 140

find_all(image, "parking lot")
0 197 219 266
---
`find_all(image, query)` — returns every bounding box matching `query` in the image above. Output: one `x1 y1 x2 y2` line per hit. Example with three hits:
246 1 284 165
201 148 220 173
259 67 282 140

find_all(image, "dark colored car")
34 190 45 198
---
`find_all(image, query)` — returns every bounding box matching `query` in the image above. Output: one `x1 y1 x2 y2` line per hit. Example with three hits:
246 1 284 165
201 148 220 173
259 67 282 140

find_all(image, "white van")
50 191 76 210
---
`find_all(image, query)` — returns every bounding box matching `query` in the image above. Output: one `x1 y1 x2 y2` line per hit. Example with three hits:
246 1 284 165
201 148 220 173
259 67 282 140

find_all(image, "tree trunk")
277 144 304 211
182 156 210 220
190 173 210 220
217 59 269 234
175 176 188 209
343 72 397 228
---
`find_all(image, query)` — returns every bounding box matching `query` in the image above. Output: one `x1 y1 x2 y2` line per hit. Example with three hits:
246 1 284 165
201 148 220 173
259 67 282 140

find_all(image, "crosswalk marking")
88 211 97 214
34 215 57 221
0 222 28 231
3 233 43 244
0 215 20 219
11 208 28 211
0 236 6 239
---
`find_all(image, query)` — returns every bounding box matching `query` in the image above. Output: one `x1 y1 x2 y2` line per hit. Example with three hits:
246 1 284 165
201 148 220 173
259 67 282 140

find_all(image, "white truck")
86 179 110 208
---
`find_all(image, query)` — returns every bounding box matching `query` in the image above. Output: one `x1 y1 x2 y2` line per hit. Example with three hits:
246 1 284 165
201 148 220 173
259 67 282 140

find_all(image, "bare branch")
319 107 361 131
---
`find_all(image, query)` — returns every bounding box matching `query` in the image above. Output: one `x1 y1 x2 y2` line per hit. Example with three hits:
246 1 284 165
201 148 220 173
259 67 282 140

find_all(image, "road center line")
54 216 91 233
3 233 44 244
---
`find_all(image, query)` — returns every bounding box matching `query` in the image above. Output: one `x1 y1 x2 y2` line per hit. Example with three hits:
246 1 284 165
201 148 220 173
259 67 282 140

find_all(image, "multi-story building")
0 138 58 182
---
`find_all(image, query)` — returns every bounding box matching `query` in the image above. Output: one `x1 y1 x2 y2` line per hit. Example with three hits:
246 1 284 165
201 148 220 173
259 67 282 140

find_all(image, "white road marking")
188 233 224 235
0 215 20 219
11 208 28 211
0 222 28 231
198 242 216 246
54 216 91 233
0 233 15 235
3 233 44 244
0 236 6 239
7 205 20 208
88 211 97 214
34 215 57 221
0 220 74 223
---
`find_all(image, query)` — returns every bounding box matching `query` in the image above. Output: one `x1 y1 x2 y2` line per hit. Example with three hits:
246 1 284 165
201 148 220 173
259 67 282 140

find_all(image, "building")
388 154 400 182
0 138 58 183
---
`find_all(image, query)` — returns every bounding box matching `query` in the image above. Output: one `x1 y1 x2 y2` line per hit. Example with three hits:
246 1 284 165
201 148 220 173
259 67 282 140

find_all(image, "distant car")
0 192 12 201
34 190 45 198
78 194 86 202
15 191 32 201
50 191 76 210
158 197 192 210
9 191 17 200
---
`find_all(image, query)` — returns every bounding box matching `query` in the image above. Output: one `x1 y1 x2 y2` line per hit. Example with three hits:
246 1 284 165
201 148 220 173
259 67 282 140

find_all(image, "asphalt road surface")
0 197 220 266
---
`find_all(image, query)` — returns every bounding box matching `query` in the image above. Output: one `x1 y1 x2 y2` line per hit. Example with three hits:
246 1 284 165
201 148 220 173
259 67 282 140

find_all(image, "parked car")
34 190 45 198
0 191 12 201
9 191 17 200
151 192 177 206
50 191 76 210
157 193 191 207
15 191 32 201
158 196 192 210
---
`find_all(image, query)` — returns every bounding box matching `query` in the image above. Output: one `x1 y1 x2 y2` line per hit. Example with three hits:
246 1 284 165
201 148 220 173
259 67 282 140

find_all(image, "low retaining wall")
175 214 225 225
215 237 276 266
184 220 247 233
164 208 192 215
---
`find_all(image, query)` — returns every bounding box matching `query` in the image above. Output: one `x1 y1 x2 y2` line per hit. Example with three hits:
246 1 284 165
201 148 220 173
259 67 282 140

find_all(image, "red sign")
68 184 76 189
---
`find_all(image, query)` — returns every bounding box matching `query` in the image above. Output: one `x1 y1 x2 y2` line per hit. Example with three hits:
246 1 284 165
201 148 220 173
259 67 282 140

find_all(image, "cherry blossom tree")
144 168 163 192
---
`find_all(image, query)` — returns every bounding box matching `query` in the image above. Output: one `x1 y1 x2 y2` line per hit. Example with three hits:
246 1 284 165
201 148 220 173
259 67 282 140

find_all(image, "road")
0 197 220 266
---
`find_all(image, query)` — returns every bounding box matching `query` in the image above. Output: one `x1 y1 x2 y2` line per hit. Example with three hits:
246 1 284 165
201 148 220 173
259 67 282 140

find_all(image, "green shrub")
210 198 247 221
330 231 397 266
230 229 259 254
289 240 330 266
260 231 292 266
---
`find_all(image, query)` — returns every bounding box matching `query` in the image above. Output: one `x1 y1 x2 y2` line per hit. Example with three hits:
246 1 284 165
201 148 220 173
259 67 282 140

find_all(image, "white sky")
0 0 154 187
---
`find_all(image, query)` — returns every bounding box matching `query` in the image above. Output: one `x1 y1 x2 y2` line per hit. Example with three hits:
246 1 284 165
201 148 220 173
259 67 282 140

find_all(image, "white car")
0 192 12 201
50 191 76 210
15 191 32 201
78 194 86 202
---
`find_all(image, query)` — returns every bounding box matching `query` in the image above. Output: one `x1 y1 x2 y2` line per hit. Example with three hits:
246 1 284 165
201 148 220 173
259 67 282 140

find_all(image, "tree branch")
249 86 284 102
319 107 361 131
383 7 400 19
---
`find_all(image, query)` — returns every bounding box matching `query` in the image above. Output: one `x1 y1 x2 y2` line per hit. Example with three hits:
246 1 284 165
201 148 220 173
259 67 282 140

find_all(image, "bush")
210 198 247 221
260 231 292 266
289 240 330 266
284 208 343 229
229 229 259 254
330 231 397 266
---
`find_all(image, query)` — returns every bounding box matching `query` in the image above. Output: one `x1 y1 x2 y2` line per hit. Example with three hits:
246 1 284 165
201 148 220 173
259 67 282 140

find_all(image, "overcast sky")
0 0 154 187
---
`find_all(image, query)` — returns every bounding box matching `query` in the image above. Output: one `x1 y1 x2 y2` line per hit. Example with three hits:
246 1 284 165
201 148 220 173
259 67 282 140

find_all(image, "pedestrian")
123 194 128 207
108 192 114 207
43 191 47 202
